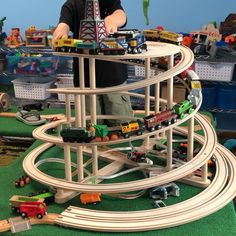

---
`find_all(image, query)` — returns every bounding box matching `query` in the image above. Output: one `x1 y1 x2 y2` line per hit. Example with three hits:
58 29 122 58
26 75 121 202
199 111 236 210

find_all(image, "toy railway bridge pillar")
79 0 106 42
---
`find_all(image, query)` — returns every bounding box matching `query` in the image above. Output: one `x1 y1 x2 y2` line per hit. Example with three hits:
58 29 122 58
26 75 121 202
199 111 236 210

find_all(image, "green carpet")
0 140 235 236
0 107 235 235
0 106 66 137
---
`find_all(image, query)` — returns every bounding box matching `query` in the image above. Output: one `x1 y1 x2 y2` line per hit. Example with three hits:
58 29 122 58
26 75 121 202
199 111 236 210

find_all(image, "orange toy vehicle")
80 193 101 205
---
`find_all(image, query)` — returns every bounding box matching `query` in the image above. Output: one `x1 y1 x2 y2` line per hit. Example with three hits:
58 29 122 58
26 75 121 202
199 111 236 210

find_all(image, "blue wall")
0 0 235 34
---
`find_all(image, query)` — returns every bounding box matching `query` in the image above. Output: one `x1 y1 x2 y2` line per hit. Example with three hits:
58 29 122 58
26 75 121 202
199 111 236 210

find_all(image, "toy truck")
9 195 44 213
80 193 101 205
53 38 82 52
19 201 47 219
149 183 180 200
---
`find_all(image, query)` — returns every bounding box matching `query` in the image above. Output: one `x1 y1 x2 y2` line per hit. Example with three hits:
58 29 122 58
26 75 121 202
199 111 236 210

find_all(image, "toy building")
25 26 54 47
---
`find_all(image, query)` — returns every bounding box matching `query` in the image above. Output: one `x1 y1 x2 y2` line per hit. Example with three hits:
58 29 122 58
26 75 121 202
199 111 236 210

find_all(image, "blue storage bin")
201 86 217 109
7 52 58 76
217 86 236 109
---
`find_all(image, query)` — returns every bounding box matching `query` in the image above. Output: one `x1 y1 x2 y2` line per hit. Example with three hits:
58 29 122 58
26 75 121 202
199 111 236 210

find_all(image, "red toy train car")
143 109 178 132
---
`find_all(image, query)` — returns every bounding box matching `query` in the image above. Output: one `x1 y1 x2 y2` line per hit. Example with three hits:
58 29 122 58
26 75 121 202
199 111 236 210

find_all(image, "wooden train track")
0 214 59 233
10 42 235 233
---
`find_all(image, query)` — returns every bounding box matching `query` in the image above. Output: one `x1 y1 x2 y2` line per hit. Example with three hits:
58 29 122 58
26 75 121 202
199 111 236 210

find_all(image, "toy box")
12 76 55 100
7 52 58 76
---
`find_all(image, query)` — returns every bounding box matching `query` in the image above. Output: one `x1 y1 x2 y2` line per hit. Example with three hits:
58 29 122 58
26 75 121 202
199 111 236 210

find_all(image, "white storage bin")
134 66 156 78
55 76 75 102
195 60 235 82
12 77 55 100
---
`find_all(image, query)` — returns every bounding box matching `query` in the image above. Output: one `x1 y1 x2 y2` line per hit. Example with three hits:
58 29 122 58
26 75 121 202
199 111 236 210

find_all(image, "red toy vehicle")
143 109 177 132
14 175 30 188
127 151 147 163
19 201 47 219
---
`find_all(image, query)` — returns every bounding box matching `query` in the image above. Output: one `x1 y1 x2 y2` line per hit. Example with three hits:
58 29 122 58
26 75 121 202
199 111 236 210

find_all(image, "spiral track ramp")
21 43 236 232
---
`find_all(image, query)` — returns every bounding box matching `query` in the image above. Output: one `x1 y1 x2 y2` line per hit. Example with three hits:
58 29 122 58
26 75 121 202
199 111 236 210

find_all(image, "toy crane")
7 28 25 48
79 0 106 42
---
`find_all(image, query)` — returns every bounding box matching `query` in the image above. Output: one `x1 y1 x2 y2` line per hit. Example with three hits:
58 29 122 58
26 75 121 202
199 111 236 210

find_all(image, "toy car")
149 182 180 200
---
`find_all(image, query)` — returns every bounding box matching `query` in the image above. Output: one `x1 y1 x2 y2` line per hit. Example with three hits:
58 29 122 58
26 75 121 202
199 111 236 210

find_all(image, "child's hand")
104 15 118 35
52 23 70 46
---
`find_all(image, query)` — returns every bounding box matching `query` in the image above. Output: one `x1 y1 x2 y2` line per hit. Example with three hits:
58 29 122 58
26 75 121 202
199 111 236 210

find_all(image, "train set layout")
1 1 236 234
0 41 234 234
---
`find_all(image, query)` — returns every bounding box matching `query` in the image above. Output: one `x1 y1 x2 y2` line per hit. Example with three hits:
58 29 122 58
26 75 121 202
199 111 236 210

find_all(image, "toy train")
60 98 197 143
54 29 147 55
143 28 183 45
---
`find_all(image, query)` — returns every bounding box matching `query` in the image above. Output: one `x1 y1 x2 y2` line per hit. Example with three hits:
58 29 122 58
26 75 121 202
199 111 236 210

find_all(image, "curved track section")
21 43 236 232
54 125 236 232
49 43 194 95
23 112 216 193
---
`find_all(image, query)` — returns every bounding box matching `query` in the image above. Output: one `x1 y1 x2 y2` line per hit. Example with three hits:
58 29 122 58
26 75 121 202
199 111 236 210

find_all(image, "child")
53 0 133 126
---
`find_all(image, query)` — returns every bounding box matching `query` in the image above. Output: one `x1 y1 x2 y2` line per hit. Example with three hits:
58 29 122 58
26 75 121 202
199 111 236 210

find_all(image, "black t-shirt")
59 0 128 88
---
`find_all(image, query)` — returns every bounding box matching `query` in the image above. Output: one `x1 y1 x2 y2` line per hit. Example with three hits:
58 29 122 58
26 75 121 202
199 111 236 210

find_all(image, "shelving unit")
198 61 236 132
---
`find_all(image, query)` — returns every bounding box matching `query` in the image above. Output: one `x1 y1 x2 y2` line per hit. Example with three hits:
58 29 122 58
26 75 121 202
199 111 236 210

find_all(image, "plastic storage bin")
195 59 235 82
7 53 58 76
134 66 156 78
55 75 74 102
201 85 217 109
217 86 236 109
12 76 55 100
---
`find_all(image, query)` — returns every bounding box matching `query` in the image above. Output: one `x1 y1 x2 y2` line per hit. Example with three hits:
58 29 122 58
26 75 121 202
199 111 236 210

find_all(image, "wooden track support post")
166 55 174 171
89 58 98 176
144 57 151 147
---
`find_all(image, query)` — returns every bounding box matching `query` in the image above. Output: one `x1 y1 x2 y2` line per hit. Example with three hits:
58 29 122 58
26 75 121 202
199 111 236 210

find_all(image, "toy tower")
79 0 106 42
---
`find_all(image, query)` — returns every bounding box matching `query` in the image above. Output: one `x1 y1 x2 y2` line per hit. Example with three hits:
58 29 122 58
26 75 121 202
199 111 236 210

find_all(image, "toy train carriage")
143 29 160 41
143 109 178 132
54 38 82 52
173 100 194 119
112 29 141 41
159 30 183 45
100 38 126 55
76 40 99 55
60 127 94 143
120 120 145 138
